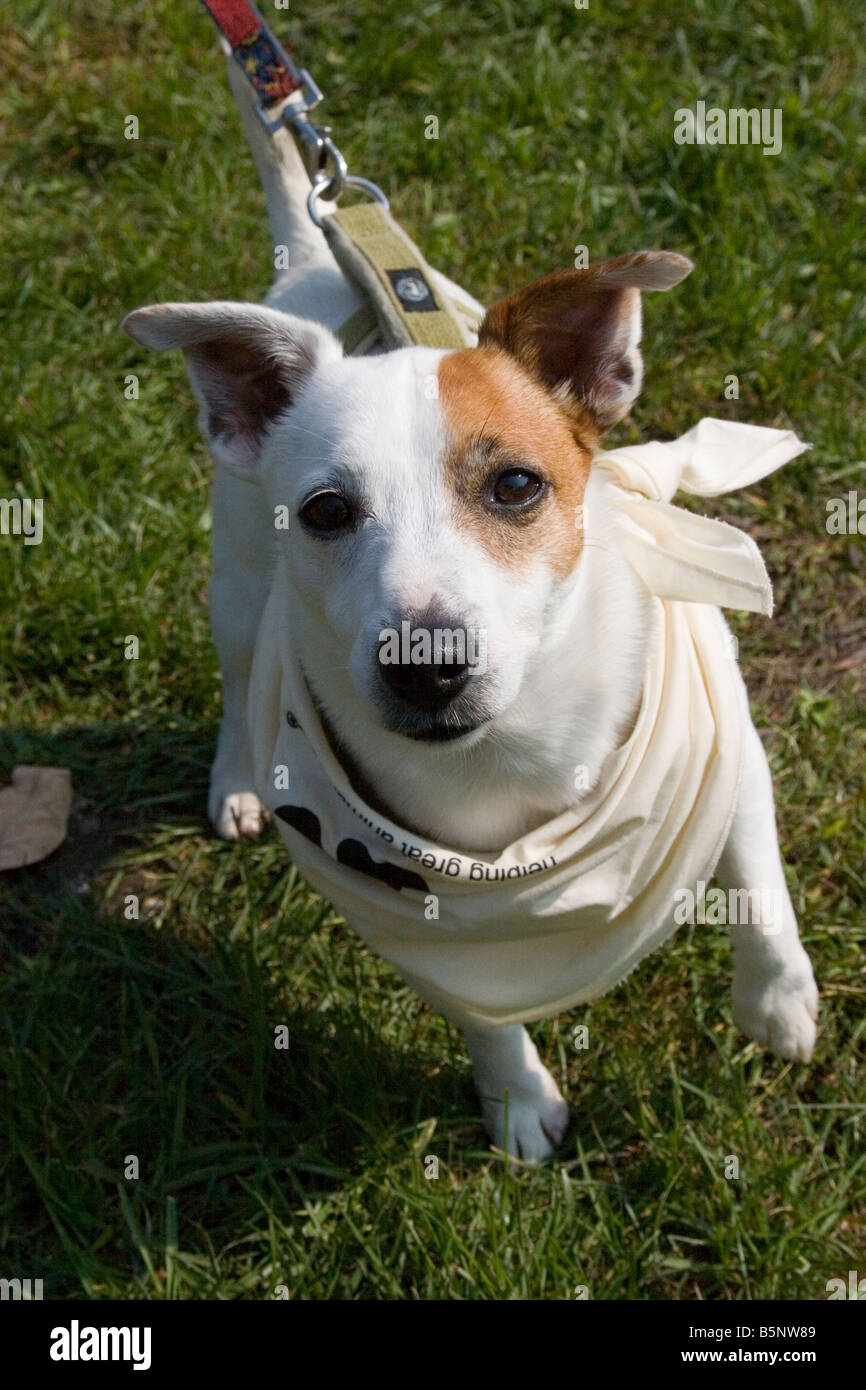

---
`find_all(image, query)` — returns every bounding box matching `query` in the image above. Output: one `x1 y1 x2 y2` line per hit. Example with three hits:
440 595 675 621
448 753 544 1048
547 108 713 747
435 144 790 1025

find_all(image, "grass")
0 0 864 1300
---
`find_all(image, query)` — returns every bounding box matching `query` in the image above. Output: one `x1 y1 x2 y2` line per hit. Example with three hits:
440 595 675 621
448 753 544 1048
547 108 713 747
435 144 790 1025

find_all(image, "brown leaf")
0 766 73 870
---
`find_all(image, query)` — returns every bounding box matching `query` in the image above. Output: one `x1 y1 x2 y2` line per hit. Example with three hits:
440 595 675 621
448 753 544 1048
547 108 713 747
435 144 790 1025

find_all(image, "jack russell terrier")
122 59 818 1160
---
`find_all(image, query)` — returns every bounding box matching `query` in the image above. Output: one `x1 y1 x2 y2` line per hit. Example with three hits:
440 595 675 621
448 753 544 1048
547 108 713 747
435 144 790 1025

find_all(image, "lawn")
0 0 864 1300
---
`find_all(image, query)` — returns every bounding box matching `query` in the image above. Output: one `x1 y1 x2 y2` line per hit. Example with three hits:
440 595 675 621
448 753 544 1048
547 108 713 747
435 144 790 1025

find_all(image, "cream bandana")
248 418 807 1025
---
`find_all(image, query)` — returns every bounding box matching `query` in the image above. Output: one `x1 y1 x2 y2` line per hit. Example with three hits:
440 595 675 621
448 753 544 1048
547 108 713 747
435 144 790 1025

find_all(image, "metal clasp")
307 172 390 227
244 17 389 221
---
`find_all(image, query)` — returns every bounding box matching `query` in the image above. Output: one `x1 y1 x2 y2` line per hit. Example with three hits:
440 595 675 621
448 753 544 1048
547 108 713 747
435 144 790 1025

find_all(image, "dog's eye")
491 468 545 507
299 491 354 533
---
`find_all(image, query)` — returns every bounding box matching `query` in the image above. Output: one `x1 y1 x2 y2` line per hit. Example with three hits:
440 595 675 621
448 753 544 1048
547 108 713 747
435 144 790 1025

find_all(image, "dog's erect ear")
121 302 342 480
477 251 693 433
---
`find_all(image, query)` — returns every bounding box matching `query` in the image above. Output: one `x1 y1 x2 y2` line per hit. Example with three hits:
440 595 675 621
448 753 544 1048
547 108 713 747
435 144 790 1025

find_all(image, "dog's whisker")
287 422 345 451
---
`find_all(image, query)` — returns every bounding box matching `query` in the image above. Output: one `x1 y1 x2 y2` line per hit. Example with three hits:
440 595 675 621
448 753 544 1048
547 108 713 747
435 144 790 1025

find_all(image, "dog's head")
122 251 691 749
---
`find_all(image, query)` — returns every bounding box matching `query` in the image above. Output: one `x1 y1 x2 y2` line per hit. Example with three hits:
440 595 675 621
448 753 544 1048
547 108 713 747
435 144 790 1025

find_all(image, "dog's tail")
222 44 335 269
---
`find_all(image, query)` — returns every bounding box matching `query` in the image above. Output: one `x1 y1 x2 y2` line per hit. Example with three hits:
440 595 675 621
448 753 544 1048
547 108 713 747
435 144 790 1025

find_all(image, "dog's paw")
733 951 819 1063
209 789 270 840
480 1073 570 1163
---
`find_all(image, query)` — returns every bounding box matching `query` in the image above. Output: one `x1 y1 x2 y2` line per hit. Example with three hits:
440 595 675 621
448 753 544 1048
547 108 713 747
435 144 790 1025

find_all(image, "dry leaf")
0 766 73 870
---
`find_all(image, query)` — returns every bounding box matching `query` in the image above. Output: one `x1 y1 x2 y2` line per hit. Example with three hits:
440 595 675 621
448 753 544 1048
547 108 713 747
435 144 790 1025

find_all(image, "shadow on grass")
0 717 215 884
0 720 479 1296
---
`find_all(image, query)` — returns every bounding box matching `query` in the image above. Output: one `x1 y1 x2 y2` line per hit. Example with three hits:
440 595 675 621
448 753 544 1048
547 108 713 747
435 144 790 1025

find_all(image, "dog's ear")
478 251 693 433
121 302 342 481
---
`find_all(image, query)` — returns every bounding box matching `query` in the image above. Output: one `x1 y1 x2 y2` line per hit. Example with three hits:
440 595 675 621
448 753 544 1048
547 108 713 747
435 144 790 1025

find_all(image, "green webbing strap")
323 201 482 354
335 302 380 356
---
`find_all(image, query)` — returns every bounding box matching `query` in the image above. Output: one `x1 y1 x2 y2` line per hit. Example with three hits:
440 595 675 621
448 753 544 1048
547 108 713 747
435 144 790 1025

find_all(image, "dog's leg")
456 1017 570 1161
208 468 275 839
716 721 818 1061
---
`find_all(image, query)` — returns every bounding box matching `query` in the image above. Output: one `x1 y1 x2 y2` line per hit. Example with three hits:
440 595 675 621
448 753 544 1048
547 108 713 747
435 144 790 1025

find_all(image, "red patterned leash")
200 0 306 122
199 0 387 218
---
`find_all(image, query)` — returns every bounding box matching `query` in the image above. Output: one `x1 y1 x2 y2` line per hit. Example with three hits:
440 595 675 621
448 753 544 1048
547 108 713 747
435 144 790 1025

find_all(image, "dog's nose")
378 615 473 713
382 652 471 712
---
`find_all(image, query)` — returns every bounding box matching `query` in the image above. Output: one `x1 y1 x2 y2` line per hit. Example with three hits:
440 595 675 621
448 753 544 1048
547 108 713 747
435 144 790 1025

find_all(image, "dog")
122 56 818 1160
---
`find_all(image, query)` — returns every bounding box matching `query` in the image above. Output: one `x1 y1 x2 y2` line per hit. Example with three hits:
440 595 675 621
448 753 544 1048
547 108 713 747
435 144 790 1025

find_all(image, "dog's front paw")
479 1064 570 1163
209 788 270 840
732 950 819 1062
482 1086 570 1163
464 1023 570 1161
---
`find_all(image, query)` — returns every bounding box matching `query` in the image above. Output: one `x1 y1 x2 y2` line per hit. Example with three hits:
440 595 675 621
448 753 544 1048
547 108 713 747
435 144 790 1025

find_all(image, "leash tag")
386 269 440 314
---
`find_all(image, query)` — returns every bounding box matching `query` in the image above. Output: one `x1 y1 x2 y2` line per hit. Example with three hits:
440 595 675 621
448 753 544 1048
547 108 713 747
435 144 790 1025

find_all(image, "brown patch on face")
437 345 596 577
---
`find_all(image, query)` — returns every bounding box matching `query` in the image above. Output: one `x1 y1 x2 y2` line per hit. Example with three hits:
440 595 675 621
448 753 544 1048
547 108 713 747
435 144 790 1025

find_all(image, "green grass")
1 0 864 1300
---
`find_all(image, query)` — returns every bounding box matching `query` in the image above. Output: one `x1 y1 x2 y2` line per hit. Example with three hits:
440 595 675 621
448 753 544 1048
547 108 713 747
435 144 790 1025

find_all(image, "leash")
200 0 481 351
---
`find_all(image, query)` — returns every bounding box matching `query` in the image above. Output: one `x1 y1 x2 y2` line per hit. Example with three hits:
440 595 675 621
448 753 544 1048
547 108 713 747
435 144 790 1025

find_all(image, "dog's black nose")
381 652 471 712
378 615 473 713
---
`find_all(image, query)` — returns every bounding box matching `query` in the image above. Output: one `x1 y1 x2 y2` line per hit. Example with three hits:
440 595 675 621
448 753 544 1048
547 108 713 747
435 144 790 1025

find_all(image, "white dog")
123 60 818 1160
